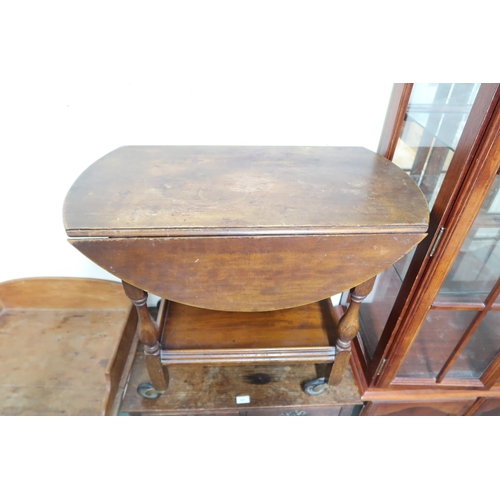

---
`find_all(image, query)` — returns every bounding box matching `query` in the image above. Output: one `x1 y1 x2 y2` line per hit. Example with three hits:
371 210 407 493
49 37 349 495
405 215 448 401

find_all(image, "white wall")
0 2 394 285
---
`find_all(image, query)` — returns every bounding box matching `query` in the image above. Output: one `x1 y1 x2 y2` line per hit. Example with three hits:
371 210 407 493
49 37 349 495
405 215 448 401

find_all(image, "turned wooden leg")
122 281 168 392
327 277 376 386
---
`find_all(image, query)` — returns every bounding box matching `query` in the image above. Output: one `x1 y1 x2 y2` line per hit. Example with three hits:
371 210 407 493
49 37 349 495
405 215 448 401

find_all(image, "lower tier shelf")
159 299 338 365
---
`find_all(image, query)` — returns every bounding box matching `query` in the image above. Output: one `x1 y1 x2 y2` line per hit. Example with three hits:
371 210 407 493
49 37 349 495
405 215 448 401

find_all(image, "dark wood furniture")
0 278 136 415
63 146 429 401
353 83 500 416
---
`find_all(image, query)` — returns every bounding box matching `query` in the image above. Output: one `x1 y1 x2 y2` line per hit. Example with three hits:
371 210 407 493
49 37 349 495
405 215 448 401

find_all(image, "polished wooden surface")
64 146 428 237
72 233 424 311
0 278 135 416
122 282 168 392
159 299 336 367
328 277 376 385
163 299 336 349
66 146 428 311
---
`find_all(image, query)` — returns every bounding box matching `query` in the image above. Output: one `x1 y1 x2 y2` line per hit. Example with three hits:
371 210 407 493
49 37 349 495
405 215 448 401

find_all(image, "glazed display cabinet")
351 83 500 416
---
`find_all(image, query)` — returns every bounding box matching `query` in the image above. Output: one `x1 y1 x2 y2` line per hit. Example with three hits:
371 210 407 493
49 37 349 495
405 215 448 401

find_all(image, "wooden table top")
0 278 134 415
64 146 429 238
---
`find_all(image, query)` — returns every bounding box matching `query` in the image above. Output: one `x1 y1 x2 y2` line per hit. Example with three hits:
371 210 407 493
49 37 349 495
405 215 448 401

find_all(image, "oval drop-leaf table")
64 146 429 396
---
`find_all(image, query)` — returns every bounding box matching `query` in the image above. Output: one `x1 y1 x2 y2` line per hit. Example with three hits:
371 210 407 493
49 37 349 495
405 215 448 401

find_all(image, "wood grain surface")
64 146 429 237
158 299 336 365
71 233 425 311
162 299 336 349
0 277 130 310
0 278 135 415
120 347 362 416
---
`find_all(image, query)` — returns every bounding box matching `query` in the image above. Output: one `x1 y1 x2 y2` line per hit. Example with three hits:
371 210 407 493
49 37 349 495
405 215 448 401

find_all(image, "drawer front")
363 400 474 416
125 405 362 416
239 405 361 416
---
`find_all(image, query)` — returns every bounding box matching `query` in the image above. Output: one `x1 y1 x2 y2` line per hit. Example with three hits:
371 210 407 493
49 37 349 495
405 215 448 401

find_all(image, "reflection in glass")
358 266 402 359
445 312 500 379
436 176 500 305
393 83 480 208
397 309 477 379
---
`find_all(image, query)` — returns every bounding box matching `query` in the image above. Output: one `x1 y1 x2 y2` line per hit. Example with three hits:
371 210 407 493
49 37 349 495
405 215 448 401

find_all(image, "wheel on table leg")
137 382 163 399
303 377 329 396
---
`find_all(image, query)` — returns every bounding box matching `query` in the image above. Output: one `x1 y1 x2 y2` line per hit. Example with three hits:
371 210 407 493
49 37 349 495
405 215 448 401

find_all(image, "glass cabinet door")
397 176 500 382
358 83 481 362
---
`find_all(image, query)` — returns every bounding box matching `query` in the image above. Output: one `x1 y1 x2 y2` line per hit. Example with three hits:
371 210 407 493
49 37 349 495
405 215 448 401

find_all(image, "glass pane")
397 309 477 379
358 83 480 362
393 83 480 209
436 176 500 306
445 312 500 379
